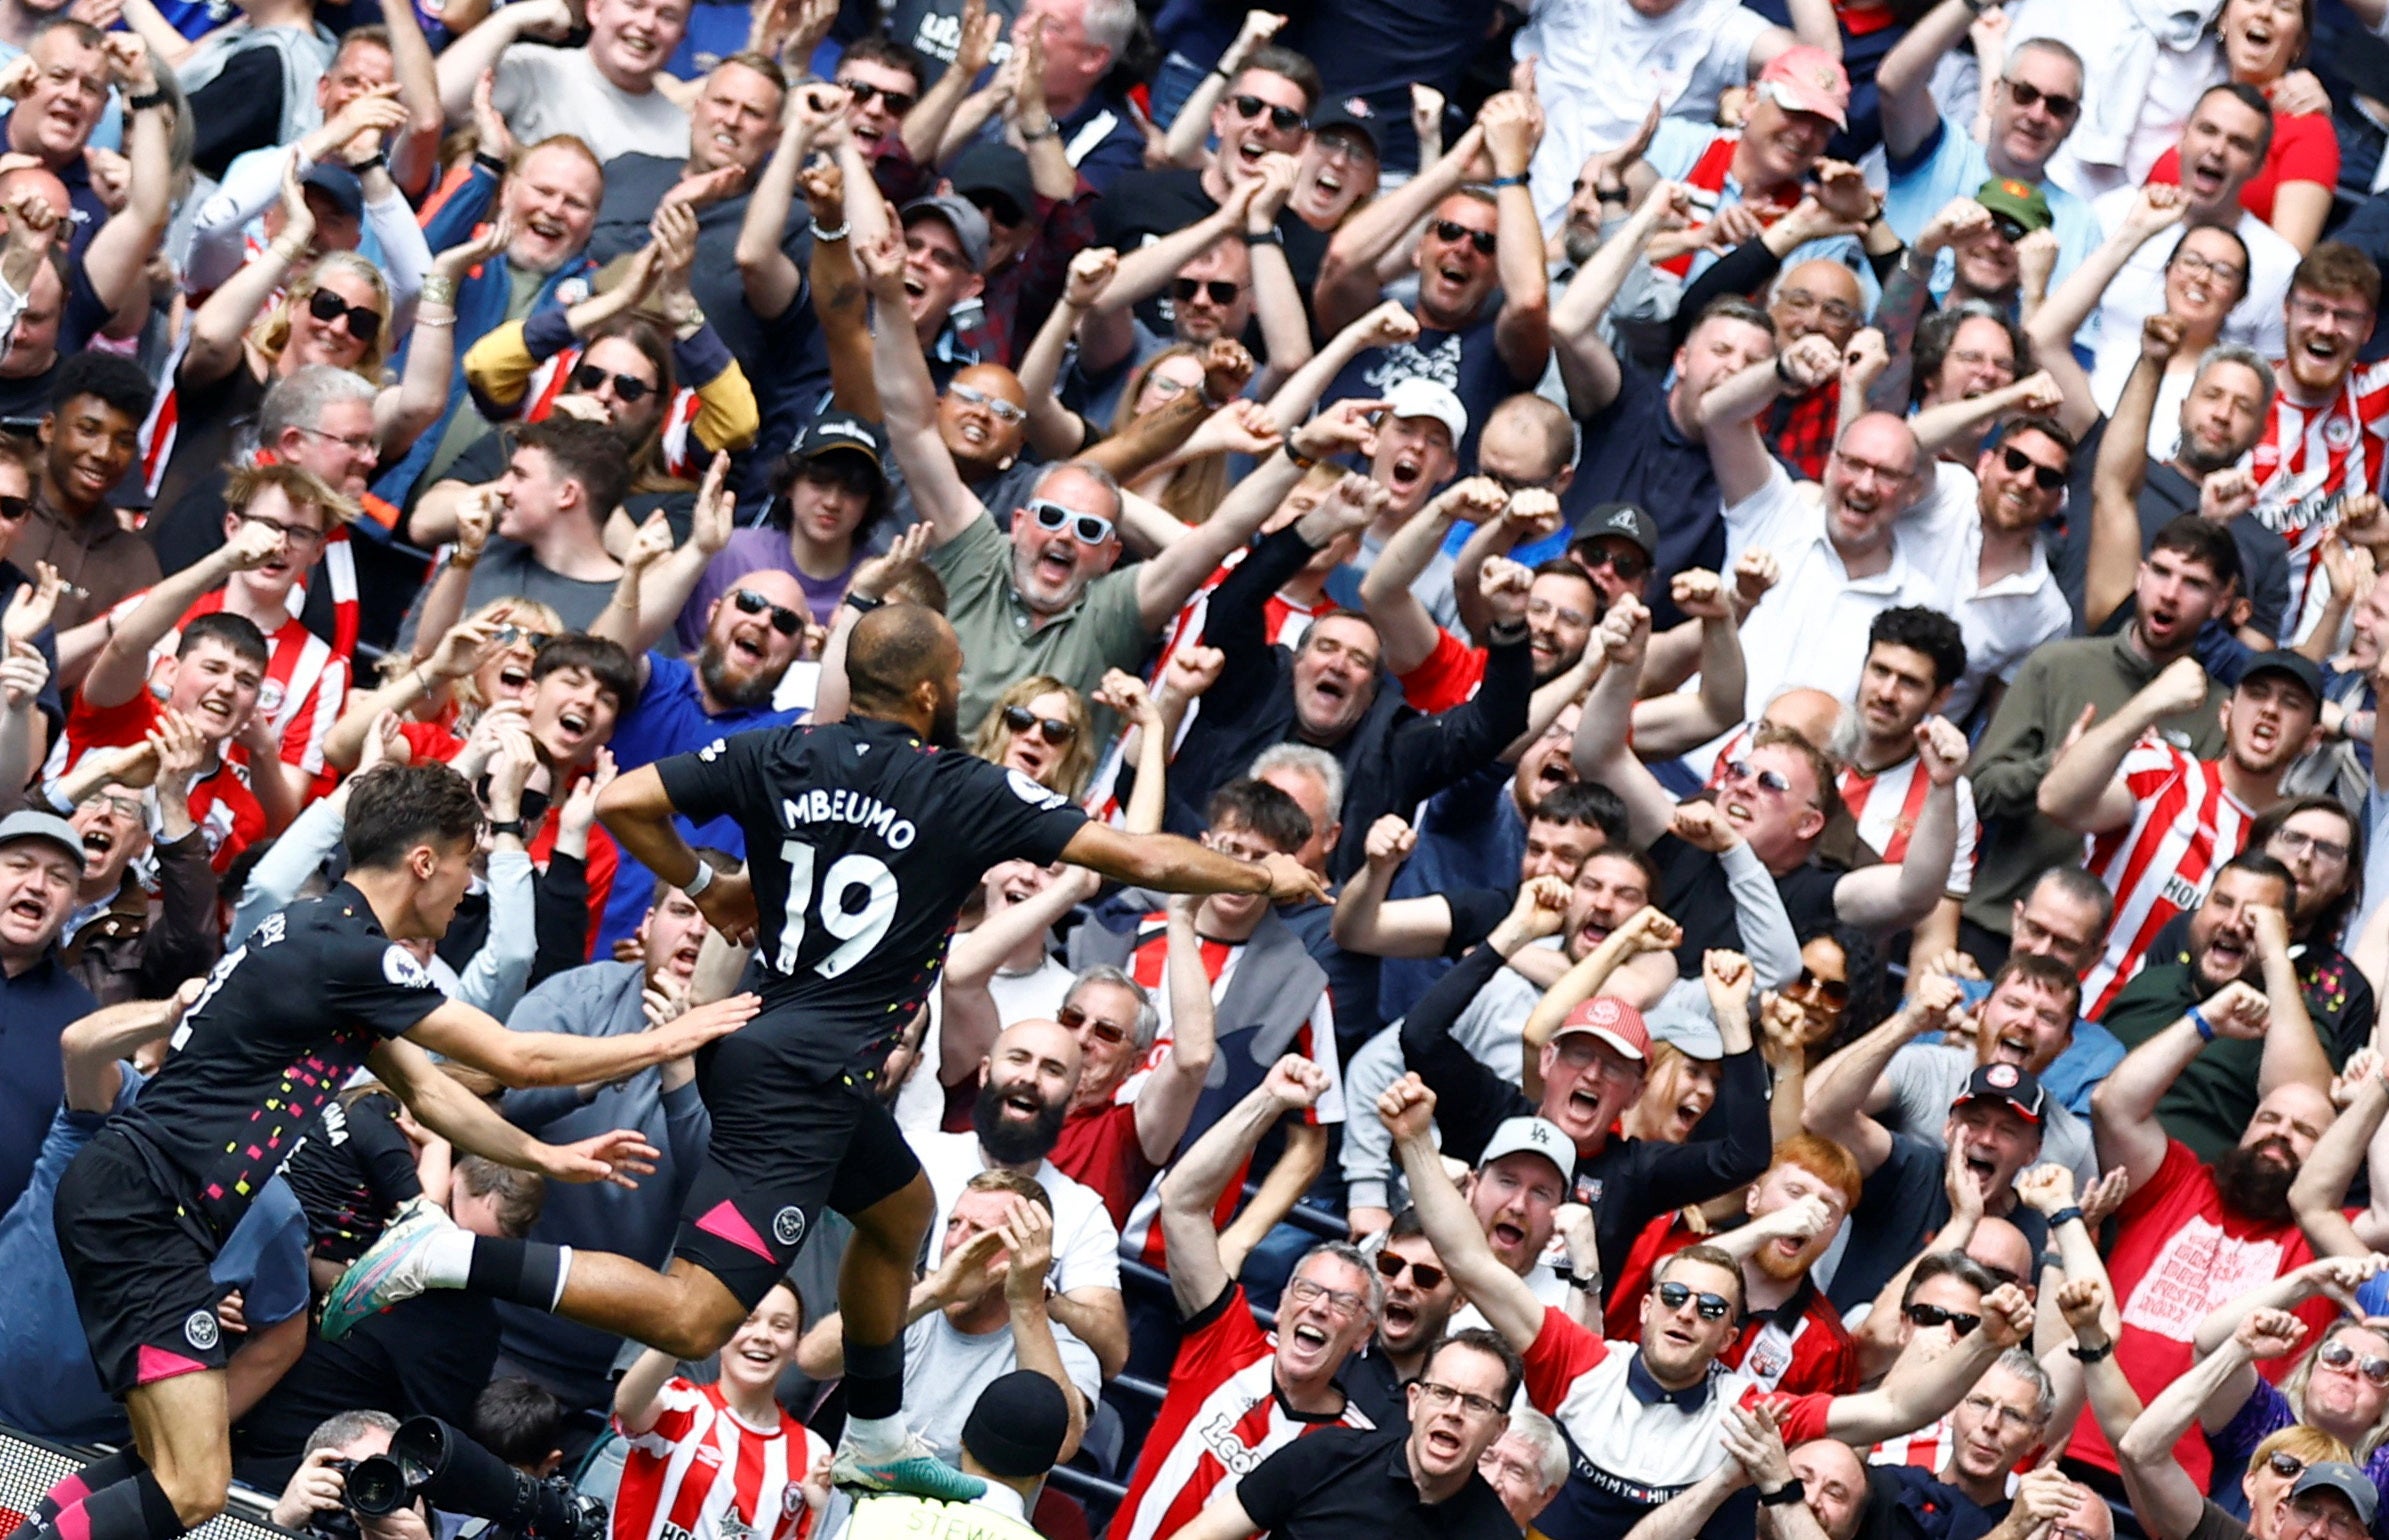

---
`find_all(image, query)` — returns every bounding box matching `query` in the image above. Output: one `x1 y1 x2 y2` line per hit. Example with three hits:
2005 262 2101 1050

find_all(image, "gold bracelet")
421 275 459 307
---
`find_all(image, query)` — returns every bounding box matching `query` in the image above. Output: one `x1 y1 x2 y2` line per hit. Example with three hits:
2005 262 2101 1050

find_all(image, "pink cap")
1554 996 1651 1062
1758 46 1851 129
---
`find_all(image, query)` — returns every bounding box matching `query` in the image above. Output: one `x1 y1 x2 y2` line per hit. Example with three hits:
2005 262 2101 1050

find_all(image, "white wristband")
682 860 716 898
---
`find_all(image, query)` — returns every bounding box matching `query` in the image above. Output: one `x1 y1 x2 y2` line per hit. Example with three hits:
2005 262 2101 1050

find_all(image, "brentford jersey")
1872 1414 1955 1471
612 1379 828 1540
1837 755 1979 898
2080 737 2254 1017
2248 359 2389 643
1110 1284 1373 1540
174 592 350 778
1113 918 1344 1266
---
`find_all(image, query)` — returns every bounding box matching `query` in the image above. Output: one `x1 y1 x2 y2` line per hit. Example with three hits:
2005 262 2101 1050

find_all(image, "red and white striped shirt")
1872 1414 1955 1472
174 591 349 779
612 1380 827 1540
1110 1285 1372 1540
2248 358 2389 643
2080 736 2254 1017
1837 754 1979 897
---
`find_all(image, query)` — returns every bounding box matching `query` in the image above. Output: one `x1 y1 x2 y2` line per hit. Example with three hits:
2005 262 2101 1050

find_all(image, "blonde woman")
968 675 1098 801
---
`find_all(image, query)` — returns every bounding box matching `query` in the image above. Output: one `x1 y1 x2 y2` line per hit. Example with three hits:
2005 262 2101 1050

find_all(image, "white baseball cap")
1380 376 1468 442
1479 1115 1572 1181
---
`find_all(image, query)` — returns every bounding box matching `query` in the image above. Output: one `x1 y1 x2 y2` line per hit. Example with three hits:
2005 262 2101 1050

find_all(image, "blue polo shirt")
0 950 93 1214
595 650 801 947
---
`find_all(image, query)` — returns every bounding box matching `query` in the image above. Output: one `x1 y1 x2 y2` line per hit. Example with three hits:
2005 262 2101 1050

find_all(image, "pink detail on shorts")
52 1501 90 1540
693 1200 775 1261
134 1344 207 1385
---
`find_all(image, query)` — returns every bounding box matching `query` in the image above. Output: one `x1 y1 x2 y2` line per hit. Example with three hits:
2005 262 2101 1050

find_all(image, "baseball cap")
1380 376 1468 443
2239 651 2326 710
962 1370 1072 1479
1645 1004 1725 1061
1479 1115 1572 1180
1952 1061 2046 1125
1757 46 1851 130
0 809 84 872
948 142 1037 228
2294 1464 2381 1528
1974 176 2053 239
301 161 365 220
1571 501 1658 560
1310 96 1383 158
901 193 992 274
1553 996 1651 1062
790 411 886 475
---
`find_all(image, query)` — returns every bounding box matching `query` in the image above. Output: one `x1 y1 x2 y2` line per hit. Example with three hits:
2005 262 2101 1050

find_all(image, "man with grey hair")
1480 1406 1569 1531
1048 946 1216 1228
966 0 1143 192
1852 1348 2053 1532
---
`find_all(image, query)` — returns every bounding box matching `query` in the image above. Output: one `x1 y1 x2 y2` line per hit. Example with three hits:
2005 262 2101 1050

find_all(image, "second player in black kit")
651 714 1091 1304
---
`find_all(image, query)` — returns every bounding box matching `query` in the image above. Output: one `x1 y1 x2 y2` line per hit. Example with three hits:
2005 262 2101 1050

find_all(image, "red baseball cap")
1757 46 1851 129
1553 996 1651 1062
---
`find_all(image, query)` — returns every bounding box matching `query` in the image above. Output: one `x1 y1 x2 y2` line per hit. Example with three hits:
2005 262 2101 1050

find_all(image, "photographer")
270 1412 435 1540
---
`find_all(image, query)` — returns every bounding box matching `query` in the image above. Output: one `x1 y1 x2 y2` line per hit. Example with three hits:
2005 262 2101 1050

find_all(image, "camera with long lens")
345 1417 608 1540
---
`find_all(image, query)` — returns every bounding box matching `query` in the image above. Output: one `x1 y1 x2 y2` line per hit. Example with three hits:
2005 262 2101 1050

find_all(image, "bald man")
329 604 1330 1500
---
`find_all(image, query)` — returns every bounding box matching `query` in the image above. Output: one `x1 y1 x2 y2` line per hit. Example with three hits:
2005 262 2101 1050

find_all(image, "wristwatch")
487 817 528 838
2069 1340 2115 1364
1759 1481 1807 1508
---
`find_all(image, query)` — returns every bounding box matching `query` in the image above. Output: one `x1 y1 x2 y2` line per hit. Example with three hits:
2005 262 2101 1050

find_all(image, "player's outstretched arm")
370 1034 661 1186
1059 822 1329 905
403 994 759 1089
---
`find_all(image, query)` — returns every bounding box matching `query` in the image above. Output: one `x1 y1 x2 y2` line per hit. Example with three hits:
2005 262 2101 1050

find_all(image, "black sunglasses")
1003 703 1077 745
2002 444 2066 490
1231 93 1305 132
1056 1001 1128 1046
2003 78 2079 120
1376 1251 1447 1292
307 286 382 345
0 494 29 522
1172 277 1242 306
1576 542 1648 582
732 587 803 635
1988 214 2031 245
1432 218 1498 256
570 363 654 404
838 79 917 115
1903 1302 1981 1336
1657 1281 1734 1320
2269 1452 2310 1480
1786 967 1851 1009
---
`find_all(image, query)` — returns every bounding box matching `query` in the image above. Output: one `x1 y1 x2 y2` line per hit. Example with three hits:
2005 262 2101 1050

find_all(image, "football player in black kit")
29 764 762 1540
324 603 1329 1498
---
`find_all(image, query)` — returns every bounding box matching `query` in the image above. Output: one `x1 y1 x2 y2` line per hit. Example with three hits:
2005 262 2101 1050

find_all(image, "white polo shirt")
910 1129 1123 1297
1895 462 2075 725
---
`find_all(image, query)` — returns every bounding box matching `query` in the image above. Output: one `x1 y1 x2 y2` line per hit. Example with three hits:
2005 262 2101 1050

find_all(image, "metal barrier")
0 1430 293 1540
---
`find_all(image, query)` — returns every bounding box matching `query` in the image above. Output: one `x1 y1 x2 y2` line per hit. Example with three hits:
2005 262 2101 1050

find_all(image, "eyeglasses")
1575 542 1649 582
2001 444 2067 490
1172 277 1243 306
949 382 1027 423
1432 219 1497 256
1785 967 1851 1009
1376 1251 1447 1291
1002 703 1077 745
490 624 554 650
2270 1452 2311 1481
837 79 917 115
1903 1302 1981 1336
0 494 31 522
2002 77 2079 120
1526 595 1592 629
2289 1495 2371 1540
1414 1380 1505 1417
1027 499 1115 545
2291 293 2374 330
1721 758 1797 797
1777 287 1860 329
2172 248 2247 287
1552 1034 1637 1075
2319 1339 2389 1385
1056 1001 1129 1046
2273 828 2352 865
1230 93 1305 132
237 509 325 547
1284 1276 1368 1318
731 587 804 635
78 790 144 821
570 364 654 404
306 286 382 344
294 423 379 455
1657 1280 1734 1321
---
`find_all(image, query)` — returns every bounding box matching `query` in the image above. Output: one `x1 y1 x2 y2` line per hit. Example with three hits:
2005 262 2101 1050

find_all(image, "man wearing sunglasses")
1878 9 2099 294
1386 1071 2036 1540
1338 1209 1462 1426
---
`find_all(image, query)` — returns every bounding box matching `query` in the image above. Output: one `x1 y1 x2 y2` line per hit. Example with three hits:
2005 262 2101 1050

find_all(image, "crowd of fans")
30 0 2389 1535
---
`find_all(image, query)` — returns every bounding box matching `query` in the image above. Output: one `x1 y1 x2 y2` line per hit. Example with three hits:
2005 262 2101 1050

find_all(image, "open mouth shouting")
1988 1031 2033 1067
2183 151 2232 203
1961 1148 1999 1187
1384 451 1426 498
2 886 52 934
80 824 115 874
1663 1091 1710 1141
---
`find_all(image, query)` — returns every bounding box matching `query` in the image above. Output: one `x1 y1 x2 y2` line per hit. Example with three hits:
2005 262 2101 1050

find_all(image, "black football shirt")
111 883 447 1236
653 716 1091 1076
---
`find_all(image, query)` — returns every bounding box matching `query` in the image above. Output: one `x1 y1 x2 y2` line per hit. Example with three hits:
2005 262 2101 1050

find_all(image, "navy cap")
1310 95 1382 156
2293 1462 2381 1528
948 142 1037 227
1954 1061 2046 1125
2239 651 2326 709
301 161 364 220
791 411 885 475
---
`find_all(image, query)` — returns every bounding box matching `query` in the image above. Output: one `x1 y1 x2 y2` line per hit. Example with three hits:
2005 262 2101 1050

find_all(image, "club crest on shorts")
772 1205 806 1248
185 1308 220 1351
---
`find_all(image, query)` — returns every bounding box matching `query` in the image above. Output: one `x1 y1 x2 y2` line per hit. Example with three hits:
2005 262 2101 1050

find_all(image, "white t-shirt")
492 45 691 164
1515 0 1772 227
2089 352 2196 462
1895 462 2075 725
902 1309 1104 1466
910 1129 1123 1296
2085 192 2295 368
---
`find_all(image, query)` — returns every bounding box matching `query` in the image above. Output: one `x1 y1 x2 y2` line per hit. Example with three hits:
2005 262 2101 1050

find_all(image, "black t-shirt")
1648 833 1844 973
1561 363 1723 630
1236 1423 1519 1540
1825 1132 2050 1313
0 357 59 421
278 1088 425 1264
112 884 445 1236
652 716 1090 1074
1322 317 1527 470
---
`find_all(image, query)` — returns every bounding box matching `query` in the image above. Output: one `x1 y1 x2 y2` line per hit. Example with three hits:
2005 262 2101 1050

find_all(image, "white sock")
550 1246 572 1310
420 1230 475 1290
843 1414 904 1459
